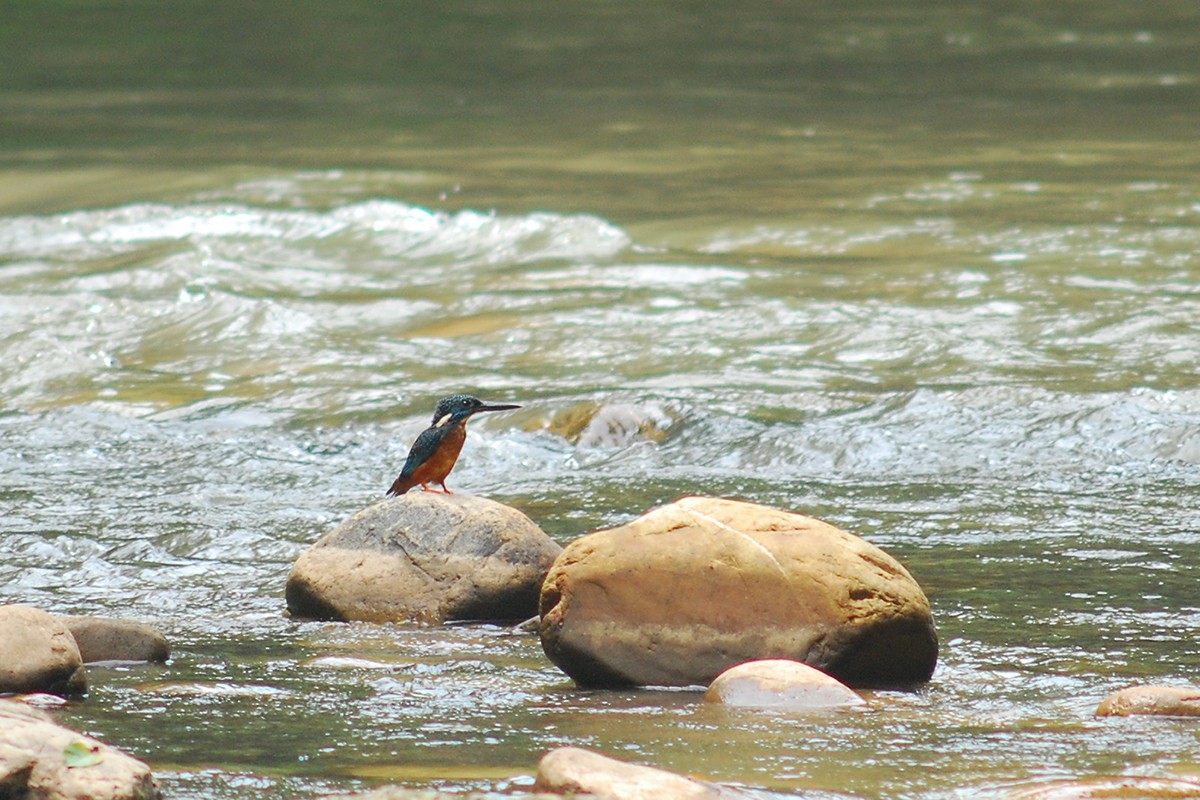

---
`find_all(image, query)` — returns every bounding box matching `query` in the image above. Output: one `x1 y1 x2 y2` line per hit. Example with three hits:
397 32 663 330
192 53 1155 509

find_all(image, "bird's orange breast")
409 423 467 485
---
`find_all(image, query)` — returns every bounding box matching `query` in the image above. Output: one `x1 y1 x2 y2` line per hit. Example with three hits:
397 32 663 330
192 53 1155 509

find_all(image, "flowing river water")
3 2 1200 798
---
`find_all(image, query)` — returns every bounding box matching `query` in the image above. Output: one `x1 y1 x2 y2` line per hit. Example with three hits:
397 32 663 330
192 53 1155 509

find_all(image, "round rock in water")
286 493 562 623
1095 685 1200 717
58 616 170 665
704 659 865 710
539 496 937 688
0 605 87 698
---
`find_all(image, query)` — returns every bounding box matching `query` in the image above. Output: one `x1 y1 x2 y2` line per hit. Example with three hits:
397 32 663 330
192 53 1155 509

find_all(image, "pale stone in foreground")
535 746 754 800
0 699 160 800
1095 685 1200 717
704 658 865 710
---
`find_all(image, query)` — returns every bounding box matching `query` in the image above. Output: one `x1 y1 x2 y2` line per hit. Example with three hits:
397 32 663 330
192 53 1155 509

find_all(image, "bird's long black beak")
475 403 521 414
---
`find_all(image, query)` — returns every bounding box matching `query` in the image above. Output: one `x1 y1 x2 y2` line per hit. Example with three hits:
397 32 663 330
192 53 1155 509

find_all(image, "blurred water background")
3 2 1200 797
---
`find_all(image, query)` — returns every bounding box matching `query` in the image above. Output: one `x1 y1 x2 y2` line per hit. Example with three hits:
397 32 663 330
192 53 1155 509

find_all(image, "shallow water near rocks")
4 1 1200 798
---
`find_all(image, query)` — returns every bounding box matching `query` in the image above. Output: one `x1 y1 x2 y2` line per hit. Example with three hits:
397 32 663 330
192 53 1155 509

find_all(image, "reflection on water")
4 1 1200 798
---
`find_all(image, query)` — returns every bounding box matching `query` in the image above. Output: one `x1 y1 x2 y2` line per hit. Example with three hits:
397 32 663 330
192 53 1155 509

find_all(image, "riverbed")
3 2 1200 798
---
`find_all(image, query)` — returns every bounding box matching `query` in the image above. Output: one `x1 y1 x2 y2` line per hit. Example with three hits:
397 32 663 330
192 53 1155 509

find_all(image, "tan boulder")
287 492 562 623
534 746 752 800
704 659 865 710
0 698 160 799
1095 685 1200 717
0 605 87 698
539 496 937 688
59 616 170 664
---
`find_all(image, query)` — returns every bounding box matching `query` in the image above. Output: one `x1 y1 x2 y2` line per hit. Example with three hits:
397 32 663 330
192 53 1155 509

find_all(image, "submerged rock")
287 492 562 623
529 401 675 447
539 496 937 688
535 746 753 800
0 698 161 799
1095 685 1200 717
0 605 87 698
704 659 865 711
58 616 170 664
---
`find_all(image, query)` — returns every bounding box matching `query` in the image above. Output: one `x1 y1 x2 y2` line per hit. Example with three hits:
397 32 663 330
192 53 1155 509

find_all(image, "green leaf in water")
63 740 104 768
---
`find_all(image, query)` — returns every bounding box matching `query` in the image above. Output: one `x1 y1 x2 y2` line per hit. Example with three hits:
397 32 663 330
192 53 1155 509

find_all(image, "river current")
3 2 1200 798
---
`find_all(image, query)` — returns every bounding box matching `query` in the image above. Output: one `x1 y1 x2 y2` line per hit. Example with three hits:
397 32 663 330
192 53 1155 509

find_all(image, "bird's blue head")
431 394 521 427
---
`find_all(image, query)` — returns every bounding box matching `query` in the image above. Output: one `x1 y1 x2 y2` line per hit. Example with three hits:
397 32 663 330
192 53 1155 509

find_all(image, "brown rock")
286 492 562 623
322 790 587 800
704 658 865 710
539 496 937 688
1096 685 1200 717
0 605 87 698
1005 775 1200 799
534 746 752 800
59 617 170 664
0 698 161 799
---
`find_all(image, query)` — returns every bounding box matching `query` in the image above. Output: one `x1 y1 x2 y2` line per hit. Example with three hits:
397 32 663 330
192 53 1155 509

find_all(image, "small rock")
1005 775 1200 799
539 496 937 688
321 790 585 800
58 616 170 664
0 605 87 698
287 492 562 623
704 659 865 710
0 698 161 800
535 746 752 800
1096 685 1200 717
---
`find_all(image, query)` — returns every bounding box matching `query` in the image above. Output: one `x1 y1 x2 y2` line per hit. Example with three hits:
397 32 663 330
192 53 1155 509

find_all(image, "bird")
386 394 521 496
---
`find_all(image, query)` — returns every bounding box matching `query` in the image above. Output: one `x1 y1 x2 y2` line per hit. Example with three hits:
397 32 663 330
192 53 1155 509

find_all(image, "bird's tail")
386 475 415 496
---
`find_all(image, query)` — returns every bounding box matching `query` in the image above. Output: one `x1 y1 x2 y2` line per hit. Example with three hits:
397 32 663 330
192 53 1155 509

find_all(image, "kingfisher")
386 394 521 496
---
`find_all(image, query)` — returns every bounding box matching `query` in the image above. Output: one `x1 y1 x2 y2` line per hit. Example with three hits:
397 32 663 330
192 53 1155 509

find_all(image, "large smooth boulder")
287 493 562 623
59 616 170 664
1095 685 1200 717
704 659 865 711
0 605 87 698
539 496 937 688
535 747 754 800
0 699 160 799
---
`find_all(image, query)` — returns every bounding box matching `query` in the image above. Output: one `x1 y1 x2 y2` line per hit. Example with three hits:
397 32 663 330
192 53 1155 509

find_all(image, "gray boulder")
59 616 170 664
287 492 562 623
0 605 87 698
